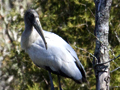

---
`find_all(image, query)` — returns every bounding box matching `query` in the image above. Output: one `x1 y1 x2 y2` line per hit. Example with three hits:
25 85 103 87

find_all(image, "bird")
21 9 87 90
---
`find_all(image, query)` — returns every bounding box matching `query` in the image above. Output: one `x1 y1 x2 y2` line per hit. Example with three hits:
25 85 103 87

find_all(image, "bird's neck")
21 25 39 50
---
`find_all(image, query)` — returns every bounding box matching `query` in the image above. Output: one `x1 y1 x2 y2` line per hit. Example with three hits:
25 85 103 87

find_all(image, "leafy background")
0 0 120 90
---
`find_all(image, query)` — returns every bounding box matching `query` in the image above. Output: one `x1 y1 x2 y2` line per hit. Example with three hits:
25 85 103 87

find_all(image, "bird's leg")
48 71 54 90
58 75 62 90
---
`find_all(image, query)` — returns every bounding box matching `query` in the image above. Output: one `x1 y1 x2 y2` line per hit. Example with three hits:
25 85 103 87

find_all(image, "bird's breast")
26 42 55 67
21 28 40 50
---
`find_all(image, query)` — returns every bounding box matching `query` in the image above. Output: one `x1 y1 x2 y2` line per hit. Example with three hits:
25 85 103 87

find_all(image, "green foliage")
1 0 120 90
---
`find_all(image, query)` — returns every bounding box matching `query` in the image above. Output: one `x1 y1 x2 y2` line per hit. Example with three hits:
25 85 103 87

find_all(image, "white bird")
21 9 87 90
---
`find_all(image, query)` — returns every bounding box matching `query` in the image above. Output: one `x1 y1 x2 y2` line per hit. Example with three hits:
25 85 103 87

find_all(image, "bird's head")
24 9 47 49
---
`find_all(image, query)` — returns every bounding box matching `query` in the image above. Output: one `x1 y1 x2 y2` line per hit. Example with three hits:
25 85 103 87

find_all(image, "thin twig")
85 23 103 45
110 86 120 89
42 76 48 85
109 48 120 67
5 24 13 43
115 31 120 43
110 67 120 73
94 54 120 67
74 46 98 61
88 7 95 17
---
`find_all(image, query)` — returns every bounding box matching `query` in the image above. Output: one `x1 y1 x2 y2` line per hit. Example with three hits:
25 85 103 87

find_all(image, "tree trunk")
93 0 112 90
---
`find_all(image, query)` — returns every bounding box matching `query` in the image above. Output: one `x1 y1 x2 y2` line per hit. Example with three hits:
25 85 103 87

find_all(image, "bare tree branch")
94 54 120 68
110 86 120 89
5 24 14 44
110 67 120 73
74 46 98 62
115 31 120 43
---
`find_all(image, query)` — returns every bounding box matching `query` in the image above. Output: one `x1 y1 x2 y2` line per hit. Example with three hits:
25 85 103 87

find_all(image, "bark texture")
93 0 112 90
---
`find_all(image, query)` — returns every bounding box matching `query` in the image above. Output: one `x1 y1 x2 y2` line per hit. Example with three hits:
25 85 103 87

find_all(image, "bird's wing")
43 30 78 59
43 31 86 81
43 30 86 71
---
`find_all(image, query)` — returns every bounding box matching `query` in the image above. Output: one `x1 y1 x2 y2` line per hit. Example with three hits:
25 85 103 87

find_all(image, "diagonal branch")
110 67 120 73
74 46 98 61
94 54 120 67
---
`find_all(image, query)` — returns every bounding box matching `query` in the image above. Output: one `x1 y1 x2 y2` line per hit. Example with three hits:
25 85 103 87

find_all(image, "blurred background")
0 0 120 90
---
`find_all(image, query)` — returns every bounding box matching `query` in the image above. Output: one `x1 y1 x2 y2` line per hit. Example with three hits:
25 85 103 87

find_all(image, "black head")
24 9 47 49
24 9 39 25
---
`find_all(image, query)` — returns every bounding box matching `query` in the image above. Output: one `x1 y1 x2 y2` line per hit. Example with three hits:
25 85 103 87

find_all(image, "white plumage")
21 9 86 90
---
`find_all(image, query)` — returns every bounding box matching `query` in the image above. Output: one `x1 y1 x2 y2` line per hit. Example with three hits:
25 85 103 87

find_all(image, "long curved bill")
33 18 47 50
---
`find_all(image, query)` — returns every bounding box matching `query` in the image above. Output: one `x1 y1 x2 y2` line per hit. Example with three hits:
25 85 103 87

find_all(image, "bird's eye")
30 14 34 18
28 14 34 19
28 14 34 23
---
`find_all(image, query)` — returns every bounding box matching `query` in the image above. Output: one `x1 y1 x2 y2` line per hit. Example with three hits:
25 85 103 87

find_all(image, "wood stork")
21 9 87 90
